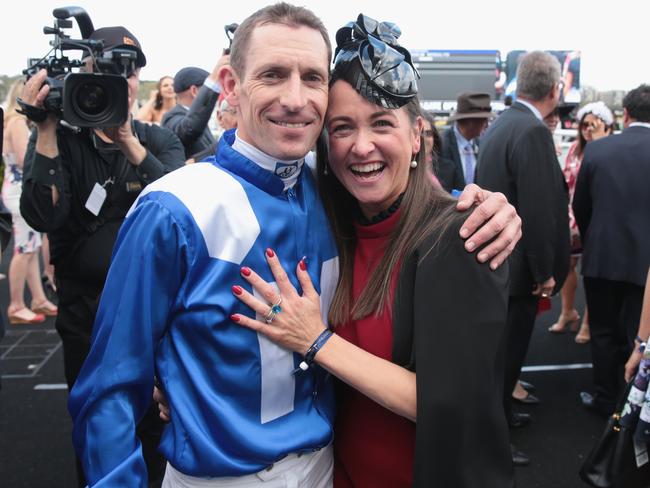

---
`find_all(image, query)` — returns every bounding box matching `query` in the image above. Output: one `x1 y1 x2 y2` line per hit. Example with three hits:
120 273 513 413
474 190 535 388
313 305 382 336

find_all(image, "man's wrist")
119 137 147 166
203 78 221 94
35 123 59 159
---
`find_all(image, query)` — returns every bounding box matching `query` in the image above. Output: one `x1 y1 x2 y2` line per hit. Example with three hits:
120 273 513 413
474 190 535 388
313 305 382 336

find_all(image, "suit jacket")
161 84 218 159
475 102 570 296
573 125 650 286
391 216 513 487
437 127 466 191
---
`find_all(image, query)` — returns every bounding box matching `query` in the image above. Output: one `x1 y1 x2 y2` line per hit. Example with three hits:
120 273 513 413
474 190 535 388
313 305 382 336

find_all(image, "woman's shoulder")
414 208 466 260
414 209 507 282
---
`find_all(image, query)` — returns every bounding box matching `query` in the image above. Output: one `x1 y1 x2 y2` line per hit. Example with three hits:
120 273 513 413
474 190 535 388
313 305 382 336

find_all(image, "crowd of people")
1 2 649 487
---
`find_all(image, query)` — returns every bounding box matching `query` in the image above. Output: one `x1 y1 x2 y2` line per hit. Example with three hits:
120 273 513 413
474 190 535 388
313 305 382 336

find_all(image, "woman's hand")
624 349 643 383
589 118 610 140
231 249 327 355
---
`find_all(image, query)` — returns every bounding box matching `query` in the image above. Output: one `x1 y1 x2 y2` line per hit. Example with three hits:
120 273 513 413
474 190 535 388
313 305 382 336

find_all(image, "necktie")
464 143 475 185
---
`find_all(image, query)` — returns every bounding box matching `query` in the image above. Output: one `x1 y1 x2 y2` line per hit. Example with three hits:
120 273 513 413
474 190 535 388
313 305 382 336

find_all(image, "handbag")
580 381 650 488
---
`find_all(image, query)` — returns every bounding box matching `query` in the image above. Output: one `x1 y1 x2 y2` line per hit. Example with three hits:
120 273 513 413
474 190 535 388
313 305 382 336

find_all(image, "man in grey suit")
475 51 570 466
574 85 650 416
162 56 228 159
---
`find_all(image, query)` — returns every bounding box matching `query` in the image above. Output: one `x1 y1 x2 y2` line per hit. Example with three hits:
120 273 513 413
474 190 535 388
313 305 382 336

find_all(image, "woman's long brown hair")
317 94 463 326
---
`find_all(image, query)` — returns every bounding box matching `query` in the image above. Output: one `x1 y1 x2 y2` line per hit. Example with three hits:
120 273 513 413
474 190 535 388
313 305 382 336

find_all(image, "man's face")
83 56 141 113
127 68 141 110
217 108 238 131
459 118 489 140
229 24 329 161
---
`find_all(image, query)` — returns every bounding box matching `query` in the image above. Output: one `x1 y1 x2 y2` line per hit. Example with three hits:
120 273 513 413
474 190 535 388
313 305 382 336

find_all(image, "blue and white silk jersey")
69 130 339 486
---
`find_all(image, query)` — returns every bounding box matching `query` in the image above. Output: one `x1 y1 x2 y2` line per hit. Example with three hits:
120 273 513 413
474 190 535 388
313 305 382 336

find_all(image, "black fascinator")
331 14 419 109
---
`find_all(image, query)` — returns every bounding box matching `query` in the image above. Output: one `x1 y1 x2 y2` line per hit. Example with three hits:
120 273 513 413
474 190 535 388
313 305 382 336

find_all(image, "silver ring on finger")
264 296 283 324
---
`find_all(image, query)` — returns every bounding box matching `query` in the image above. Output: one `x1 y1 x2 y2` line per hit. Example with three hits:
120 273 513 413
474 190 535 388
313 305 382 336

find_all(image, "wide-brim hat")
88 26 146 68
448 92 494 121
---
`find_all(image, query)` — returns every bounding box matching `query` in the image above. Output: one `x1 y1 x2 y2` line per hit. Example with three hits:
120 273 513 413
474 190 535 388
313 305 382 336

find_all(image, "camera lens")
74 82 109 116
63 73 128 127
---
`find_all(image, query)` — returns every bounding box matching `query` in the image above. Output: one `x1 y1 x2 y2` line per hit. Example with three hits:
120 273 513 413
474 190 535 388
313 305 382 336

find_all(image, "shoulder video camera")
24 6 135 127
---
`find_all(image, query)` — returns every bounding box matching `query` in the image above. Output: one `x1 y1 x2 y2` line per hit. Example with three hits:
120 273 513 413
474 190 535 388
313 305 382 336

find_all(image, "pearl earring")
323 163 329 175
410 160 418 169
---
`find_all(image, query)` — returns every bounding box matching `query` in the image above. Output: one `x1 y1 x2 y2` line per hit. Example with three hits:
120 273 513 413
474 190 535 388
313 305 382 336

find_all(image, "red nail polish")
241 267 251 277
231 314 240 322
232 285 243 295
299 259 306 271
266 248 275 258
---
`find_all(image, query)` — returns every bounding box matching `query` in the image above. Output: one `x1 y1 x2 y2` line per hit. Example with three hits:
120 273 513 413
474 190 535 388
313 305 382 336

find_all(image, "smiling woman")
231 13 514 488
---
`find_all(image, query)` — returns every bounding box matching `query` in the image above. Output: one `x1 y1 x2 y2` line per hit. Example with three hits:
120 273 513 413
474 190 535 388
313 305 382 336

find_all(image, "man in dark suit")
573 84 650 416
475 51 570 466
437 92 493 192
162 57 228 159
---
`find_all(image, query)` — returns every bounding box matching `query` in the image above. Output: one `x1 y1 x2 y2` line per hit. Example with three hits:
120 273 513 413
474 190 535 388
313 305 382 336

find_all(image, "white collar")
516 99 543 121
629 122 650 129
232 132 305 191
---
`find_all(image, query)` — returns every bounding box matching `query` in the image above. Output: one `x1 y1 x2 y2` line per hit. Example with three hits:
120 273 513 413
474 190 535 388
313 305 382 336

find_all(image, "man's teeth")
351 162 384 173
273 121 307 128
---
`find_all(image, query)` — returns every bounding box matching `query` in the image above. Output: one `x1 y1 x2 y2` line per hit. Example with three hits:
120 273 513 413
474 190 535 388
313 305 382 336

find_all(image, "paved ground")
0 252 608 488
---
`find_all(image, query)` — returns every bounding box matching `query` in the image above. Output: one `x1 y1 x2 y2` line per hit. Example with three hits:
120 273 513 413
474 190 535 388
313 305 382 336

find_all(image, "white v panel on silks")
130 163 260 264
319 257 339 325
253 284 296 424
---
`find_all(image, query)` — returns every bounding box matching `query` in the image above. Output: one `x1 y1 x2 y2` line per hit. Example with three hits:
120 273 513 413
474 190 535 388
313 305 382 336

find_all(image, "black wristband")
293 329 333 375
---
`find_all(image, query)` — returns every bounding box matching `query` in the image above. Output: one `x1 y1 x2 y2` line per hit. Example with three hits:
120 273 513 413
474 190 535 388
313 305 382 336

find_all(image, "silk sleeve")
68 198 189 487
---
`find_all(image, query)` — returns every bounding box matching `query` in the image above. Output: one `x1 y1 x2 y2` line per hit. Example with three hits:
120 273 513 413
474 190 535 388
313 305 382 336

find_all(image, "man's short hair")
623 84 650 123
516 51 560 101
229 2 332 76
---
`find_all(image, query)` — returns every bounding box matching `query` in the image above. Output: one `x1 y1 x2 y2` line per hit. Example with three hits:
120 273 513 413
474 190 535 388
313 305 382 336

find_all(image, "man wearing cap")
437 92 493 192
19 25 184 487
162 60 227 159
67 5 522 486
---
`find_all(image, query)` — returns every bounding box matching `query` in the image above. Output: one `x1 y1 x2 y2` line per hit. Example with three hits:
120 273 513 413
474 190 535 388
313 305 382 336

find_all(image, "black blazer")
437 128 466 192
573 125 650 286
392 217 513 487
475 102 570 296
161 84 218 159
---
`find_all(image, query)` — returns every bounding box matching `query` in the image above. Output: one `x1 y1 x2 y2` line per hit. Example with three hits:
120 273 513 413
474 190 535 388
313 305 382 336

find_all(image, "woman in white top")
2 80 57 324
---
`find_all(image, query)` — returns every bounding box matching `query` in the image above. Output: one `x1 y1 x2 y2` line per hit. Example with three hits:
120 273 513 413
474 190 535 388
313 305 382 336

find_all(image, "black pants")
583 277 645 408
503 295 539 420
56 276 166 488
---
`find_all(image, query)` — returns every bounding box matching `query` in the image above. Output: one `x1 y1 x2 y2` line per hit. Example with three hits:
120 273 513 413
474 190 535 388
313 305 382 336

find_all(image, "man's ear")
549 82 560 103
219 65 240 107
622 107 631 127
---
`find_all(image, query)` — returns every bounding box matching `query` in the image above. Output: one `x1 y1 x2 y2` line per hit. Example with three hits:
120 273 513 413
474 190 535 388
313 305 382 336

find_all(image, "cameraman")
19 26 184 487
